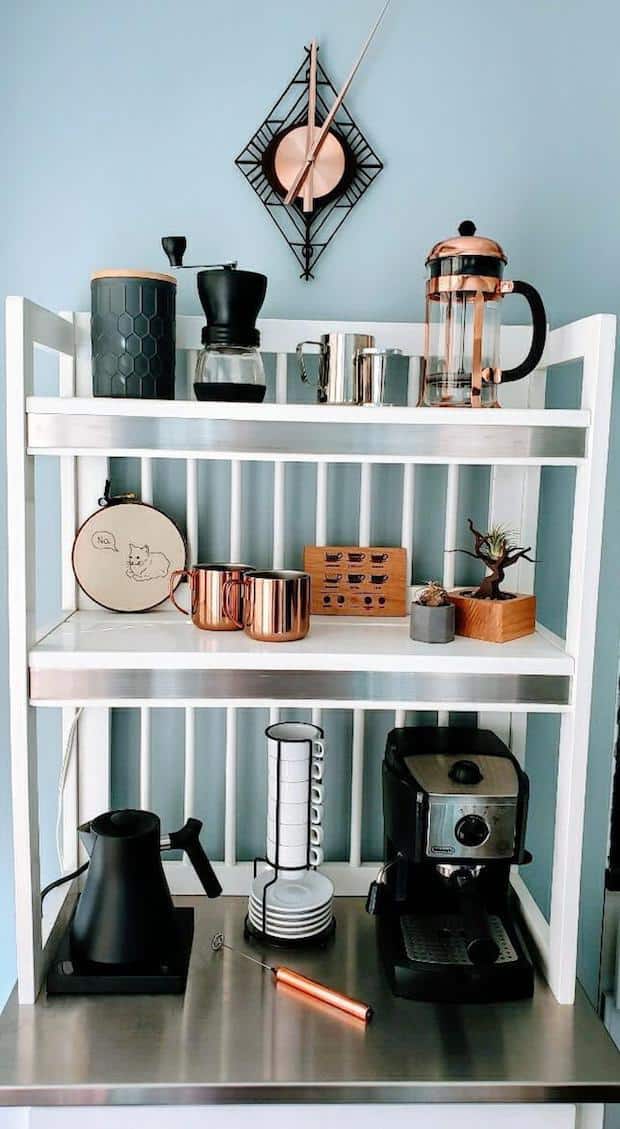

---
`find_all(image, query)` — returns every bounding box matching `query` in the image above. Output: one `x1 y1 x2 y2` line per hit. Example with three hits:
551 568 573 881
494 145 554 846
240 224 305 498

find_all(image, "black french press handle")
169 818 222 898
502 280 547 383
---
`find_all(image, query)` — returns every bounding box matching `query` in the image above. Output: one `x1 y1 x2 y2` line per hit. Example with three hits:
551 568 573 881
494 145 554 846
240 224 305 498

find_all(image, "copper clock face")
272 126 347 201
236 47 383 279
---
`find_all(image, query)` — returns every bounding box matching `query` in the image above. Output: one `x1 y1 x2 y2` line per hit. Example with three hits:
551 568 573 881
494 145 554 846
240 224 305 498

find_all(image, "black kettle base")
47 905 194 996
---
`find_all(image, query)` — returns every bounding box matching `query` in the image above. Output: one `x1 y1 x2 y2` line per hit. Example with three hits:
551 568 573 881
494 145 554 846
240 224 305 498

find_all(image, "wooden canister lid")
91 269 177 285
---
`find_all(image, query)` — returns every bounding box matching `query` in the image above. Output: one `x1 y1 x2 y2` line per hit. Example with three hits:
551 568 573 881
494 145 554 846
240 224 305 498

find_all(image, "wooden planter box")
449 589 536 643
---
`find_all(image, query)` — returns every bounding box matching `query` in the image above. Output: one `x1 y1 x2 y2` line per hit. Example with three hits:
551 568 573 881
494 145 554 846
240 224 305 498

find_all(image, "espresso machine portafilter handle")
453 871 500 966
164 818 223 898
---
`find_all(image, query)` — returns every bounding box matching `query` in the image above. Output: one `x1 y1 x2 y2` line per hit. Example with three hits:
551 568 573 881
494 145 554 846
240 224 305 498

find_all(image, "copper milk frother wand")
210 933 373 1023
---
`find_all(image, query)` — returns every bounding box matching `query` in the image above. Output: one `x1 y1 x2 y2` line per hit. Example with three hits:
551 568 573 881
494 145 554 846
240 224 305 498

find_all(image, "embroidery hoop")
71 482 187 613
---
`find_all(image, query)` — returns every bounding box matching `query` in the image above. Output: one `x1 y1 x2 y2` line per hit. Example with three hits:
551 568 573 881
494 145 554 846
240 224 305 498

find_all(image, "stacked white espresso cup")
247 722 335 943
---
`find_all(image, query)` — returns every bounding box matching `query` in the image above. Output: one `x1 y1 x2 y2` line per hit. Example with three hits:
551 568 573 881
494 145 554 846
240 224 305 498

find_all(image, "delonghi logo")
430 845 455 855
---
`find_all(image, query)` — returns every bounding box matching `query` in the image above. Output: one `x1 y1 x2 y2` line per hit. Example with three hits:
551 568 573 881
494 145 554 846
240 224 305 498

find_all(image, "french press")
419 221 547 408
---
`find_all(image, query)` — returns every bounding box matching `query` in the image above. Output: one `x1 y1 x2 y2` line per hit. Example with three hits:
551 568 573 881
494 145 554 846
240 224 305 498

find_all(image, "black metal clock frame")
235 47 383 280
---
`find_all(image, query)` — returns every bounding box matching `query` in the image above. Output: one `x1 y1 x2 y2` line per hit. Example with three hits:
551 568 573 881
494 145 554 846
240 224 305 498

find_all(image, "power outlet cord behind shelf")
41 707 87 906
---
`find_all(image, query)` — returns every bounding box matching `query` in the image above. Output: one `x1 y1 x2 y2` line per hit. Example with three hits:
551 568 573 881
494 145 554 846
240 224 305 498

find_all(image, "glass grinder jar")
419 221 547 408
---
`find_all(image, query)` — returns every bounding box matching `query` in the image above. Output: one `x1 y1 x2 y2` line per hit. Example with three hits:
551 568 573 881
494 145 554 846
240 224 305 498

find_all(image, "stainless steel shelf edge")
0 1082 618 1106
28 668 572 707
27 413 587 462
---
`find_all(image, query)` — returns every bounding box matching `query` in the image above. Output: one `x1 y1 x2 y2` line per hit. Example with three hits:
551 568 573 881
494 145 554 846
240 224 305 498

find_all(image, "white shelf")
26 397 589 464
28 610 573 710
29 610 571 672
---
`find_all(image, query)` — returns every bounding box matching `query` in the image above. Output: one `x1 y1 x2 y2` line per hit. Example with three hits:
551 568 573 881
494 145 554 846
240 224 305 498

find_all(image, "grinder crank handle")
169 818 222 899
454 873 500 966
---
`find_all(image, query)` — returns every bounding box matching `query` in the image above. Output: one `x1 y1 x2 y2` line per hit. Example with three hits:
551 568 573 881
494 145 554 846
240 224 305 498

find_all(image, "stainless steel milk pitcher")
297 332 375 404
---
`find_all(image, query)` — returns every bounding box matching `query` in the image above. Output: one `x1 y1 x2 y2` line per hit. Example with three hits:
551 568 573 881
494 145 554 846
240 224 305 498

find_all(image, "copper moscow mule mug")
169 563 254 630
223 570 311 642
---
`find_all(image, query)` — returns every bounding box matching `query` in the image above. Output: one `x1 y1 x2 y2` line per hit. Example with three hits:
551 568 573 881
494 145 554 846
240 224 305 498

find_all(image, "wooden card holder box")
304 545 407 617
449 589 536 643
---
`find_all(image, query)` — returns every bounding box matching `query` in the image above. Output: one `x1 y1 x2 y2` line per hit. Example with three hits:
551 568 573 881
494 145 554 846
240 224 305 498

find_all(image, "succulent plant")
416 580 452 607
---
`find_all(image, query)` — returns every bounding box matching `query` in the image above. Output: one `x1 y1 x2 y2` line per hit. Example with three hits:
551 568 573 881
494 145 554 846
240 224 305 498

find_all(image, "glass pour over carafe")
419 221 547 408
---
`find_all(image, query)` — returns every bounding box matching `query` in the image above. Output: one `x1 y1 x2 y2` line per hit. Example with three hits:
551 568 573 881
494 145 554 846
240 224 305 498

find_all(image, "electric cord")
41 862 88 906
40 707 86 909
56 707 83 868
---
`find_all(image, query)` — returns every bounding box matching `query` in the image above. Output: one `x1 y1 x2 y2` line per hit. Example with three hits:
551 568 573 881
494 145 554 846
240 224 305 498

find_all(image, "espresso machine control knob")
455 814 489 848
449 759 483 785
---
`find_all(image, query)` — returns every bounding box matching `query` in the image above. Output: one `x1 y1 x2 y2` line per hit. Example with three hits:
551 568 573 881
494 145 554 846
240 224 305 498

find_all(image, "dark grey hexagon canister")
91 270 176 398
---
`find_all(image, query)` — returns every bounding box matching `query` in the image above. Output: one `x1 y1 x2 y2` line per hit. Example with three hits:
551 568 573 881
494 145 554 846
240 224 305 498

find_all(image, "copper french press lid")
426 220 507 265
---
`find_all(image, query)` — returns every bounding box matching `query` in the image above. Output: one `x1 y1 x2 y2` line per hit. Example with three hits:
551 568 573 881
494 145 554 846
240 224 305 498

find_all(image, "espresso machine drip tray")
400 914 518 966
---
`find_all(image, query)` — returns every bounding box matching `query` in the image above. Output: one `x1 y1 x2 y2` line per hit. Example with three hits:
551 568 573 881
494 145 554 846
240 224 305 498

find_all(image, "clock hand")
284 0 392 206
302 40 318 212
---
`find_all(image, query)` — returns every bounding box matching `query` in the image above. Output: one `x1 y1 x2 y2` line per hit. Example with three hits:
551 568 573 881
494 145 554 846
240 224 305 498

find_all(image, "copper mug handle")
223 576 251 630
170 568 196 616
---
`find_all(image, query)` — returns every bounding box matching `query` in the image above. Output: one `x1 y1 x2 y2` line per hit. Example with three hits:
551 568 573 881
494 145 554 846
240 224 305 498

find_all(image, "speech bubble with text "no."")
92 530 119 552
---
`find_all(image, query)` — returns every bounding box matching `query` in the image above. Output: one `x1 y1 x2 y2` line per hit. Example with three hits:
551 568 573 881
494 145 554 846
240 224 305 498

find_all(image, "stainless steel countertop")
1 897 619 1107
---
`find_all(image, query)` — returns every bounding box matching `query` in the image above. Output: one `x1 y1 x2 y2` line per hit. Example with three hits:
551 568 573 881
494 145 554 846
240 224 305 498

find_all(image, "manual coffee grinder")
419 220 547 408
162 236 268 402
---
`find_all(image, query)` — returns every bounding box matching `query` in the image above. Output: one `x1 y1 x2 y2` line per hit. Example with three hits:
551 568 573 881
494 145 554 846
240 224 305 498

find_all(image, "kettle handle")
501 280 547 383
169 818 222 898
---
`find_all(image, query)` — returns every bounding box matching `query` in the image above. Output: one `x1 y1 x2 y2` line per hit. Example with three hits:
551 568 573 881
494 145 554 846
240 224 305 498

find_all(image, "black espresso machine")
367 727 534 1002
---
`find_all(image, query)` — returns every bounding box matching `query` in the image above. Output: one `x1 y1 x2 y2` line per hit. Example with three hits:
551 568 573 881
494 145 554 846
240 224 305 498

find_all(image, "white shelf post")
6 298 42 1003
548 315 616 1004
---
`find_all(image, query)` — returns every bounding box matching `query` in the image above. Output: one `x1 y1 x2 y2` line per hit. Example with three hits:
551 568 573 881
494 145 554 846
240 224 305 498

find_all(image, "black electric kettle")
70 808 221 973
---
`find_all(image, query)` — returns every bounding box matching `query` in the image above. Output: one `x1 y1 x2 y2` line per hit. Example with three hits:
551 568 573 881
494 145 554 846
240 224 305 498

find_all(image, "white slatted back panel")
66 315 541 891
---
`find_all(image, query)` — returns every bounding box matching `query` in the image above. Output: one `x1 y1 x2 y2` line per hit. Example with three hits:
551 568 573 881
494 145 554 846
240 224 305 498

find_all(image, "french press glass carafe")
419 220 547 408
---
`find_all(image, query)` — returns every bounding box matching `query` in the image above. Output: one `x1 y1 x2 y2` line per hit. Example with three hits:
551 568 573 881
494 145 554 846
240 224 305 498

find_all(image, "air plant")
451 519 537 600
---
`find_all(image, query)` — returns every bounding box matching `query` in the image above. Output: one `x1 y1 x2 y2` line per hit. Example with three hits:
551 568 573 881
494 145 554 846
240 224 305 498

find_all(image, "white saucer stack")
248 868 334 940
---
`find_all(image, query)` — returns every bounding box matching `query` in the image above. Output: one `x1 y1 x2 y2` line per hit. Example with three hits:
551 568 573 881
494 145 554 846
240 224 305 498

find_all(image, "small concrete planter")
410 601 455 644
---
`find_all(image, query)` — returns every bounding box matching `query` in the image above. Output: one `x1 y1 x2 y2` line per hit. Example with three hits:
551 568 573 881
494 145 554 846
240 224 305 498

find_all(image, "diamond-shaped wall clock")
235 13 388 280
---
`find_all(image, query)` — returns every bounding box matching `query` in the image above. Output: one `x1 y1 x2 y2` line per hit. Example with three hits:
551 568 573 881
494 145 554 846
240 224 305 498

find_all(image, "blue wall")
1 0 619 1009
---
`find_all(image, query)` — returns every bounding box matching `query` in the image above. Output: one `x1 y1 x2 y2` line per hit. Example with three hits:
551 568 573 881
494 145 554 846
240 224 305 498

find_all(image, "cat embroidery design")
126 543 170 582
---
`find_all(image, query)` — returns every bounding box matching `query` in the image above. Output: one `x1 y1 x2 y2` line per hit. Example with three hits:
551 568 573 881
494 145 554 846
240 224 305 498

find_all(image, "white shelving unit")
5 297 616 1011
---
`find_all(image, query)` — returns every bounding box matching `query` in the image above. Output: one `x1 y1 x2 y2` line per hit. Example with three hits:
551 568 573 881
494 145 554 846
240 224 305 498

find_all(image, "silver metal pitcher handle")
296 340 324 385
